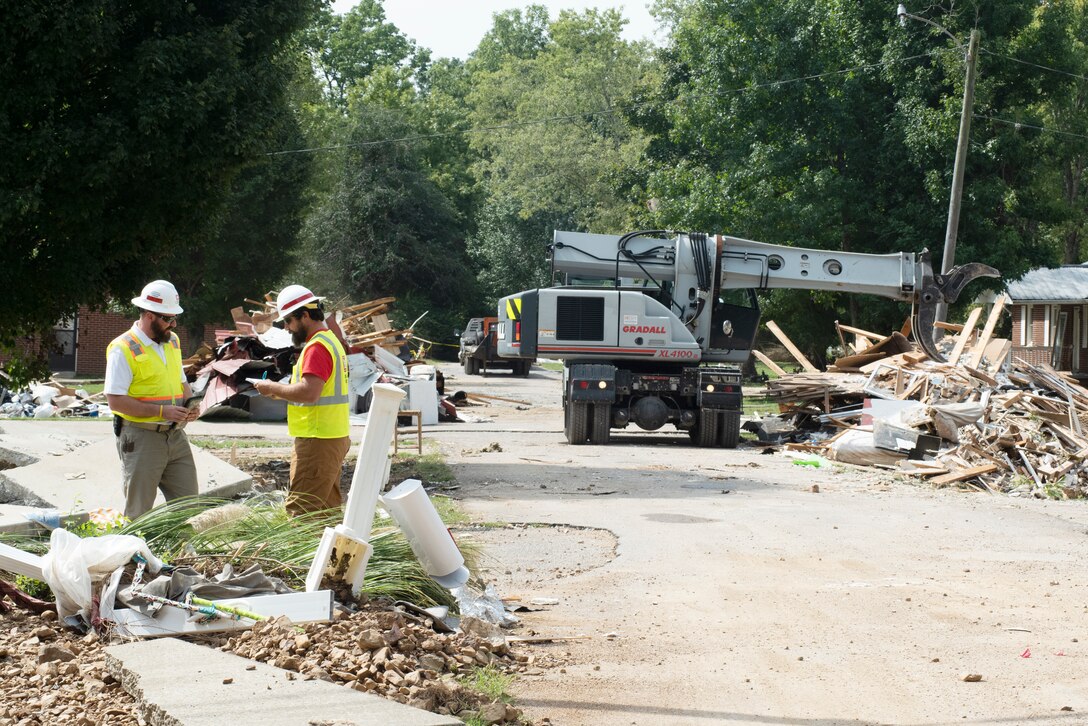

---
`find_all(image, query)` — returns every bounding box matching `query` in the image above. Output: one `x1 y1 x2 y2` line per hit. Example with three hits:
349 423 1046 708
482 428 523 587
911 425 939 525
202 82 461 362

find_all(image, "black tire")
719 410 740 449
589 403 611 445
567 401 590 445
519 360 532 377
695 408 719 447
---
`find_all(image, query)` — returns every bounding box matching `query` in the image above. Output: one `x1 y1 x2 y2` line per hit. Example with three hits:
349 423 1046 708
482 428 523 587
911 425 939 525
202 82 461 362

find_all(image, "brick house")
3 306 224 377
1007 265 1088 376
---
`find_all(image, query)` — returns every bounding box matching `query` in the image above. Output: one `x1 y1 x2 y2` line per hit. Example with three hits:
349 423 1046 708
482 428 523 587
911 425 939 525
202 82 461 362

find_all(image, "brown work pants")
288 436 351 517
116 424 198 519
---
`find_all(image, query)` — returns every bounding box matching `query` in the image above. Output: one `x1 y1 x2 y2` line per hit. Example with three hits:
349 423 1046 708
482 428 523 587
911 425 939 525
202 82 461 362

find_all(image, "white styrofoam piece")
109 590 333 638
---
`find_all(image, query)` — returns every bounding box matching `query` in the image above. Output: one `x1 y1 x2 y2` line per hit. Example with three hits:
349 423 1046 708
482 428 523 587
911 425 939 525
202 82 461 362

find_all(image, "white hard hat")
276 284 324 321
132 280 183 315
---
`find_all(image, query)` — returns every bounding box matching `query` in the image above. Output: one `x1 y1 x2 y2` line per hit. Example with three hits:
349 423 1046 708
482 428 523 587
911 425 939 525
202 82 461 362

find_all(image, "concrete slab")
106 639 460 726
0 421 98 468
0 434 253 514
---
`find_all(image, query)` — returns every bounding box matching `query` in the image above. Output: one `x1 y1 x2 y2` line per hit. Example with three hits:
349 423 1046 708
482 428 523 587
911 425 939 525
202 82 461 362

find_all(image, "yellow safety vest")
106 330 184 423
287 330 350 439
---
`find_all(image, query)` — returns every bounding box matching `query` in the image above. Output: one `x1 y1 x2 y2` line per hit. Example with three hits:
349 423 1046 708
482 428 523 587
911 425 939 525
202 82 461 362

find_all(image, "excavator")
495 229 998 447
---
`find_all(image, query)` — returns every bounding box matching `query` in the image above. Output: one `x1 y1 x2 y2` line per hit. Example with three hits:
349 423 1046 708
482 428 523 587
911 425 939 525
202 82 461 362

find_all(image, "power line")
268 50 945 156
975 113 1088 142
979 48 1088 83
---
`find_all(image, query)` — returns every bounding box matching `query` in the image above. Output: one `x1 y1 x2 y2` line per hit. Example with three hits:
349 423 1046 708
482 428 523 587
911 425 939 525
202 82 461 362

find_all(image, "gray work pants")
115 424 198 519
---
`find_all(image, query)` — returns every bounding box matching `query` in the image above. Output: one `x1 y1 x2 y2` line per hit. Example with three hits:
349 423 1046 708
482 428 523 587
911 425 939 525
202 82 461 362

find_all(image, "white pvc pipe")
342 383 406 540
381 478 468 588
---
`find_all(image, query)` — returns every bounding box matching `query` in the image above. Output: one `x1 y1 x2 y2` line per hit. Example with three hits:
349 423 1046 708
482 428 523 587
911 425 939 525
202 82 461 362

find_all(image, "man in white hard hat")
105 280 200 519
255 285 350 516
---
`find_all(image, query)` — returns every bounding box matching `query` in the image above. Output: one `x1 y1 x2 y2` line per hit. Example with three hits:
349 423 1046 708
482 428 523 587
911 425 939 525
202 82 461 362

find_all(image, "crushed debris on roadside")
0 379 105 420
753 299 1088 498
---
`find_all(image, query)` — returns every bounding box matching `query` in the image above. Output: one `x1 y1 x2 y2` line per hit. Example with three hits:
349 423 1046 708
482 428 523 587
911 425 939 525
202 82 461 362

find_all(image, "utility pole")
896 6 981 326
934 28 980 326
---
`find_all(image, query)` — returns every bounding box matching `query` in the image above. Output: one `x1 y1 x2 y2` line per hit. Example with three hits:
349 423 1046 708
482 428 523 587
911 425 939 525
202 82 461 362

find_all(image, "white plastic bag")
40 529 163 622
32 403 57 419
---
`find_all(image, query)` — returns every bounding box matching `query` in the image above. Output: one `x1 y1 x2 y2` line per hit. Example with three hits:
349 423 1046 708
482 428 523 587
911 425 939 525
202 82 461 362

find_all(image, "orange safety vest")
106 330 184 423
287 330 350 439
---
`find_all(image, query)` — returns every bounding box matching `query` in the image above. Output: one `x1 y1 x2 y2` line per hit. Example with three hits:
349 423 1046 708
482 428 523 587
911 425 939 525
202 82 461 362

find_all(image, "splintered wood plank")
982 339 1012 373
765 320 819 373
968 295 1008 369
948 307 983 366
835 322 884 343
930 464 1000 486
340 297 396 314
751 350 787 377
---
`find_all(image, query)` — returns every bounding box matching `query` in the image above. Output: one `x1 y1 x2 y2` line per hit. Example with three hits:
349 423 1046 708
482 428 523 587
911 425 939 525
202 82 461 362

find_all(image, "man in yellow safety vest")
105 280 200 519
255 285 350 516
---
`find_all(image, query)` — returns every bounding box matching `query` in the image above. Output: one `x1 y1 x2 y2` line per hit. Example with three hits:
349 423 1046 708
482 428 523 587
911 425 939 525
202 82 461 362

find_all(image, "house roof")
1006 265 1088 302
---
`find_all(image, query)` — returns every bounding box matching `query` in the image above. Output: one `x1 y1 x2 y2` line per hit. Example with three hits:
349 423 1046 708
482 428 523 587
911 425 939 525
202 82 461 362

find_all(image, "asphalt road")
435 361 1088 726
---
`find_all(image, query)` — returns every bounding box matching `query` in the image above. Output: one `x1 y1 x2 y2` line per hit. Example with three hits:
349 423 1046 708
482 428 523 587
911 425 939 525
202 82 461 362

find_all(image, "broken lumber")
947 306 983 366
967 295 1007 369
928 464 999 487
751 350 787 377
764 320 819 373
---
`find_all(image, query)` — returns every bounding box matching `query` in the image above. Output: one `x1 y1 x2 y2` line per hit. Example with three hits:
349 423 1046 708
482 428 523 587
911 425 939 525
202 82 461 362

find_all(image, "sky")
330 1 662 60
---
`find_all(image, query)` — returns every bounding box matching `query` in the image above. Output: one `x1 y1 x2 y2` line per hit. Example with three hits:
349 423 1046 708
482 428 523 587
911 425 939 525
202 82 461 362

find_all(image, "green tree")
634 0 1058 359
469 5 550 72
466 8 654 299
303 106 477 340
1016 0 1088 263
306 1 423 109
0 0 320 346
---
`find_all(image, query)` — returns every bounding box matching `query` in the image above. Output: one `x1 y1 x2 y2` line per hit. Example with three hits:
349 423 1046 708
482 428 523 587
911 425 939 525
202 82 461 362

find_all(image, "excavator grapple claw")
914 260 1000 362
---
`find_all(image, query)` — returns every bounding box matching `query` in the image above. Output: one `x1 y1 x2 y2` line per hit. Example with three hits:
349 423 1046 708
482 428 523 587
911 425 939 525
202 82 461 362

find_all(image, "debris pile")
0 379 104 420
757 297 1088 498
189 293 445 422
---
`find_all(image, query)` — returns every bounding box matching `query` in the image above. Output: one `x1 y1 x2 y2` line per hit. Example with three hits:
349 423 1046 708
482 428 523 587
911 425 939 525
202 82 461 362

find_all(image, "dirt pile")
1 599 543 725
0 610 139 725
219 604 526 723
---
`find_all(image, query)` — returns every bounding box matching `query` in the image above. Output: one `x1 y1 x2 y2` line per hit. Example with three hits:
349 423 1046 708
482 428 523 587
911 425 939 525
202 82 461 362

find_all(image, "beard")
291 328 307 347
150 320 172 344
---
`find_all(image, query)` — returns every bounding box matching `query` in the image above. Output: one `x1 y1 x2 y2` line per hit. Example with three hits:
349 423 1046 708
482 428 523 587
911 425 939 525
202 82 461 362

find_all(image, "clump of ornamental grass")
2 495 473 610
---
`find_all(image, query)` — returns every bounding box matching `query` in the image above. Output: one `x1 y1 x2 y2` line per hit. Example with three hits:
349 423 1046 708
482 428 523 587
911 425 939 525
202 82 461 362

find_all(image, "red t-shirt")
299 335 333 381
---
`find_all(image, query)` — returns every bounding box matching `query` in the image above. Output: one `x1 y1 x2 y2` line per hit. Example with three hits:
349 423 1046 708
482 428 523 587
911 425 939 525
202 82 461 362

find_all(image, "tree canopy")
5 0 1088 365
0 0 319 344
